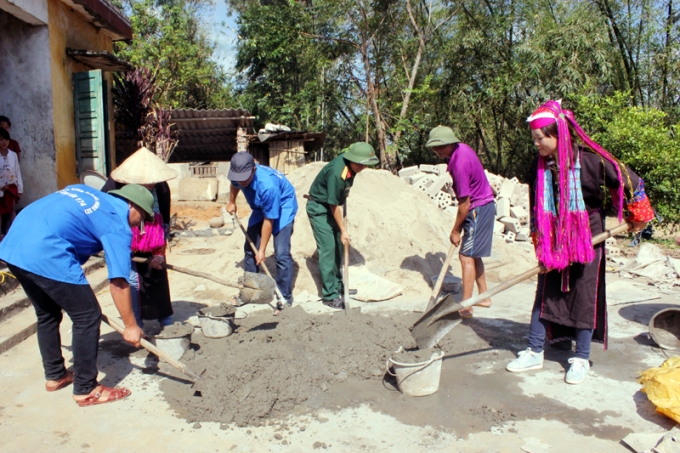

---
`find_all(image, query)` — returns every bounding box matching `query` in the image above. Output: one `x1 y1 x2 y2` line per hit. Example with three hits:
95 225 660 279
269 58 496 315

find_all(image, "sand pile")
161 306 417 426
285 163 537 297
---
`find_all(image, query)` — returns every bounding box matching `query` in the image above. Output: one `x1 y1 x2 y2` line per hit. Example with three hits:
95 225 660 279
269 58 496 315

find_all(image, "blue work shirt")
0 185 133 285
232 165 298 234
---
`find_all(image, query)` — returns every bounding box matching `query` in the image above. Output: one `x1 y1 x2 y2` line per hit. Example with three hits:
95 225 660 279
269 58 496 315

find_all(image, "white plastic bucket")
387 349 444 397
198 315 234 338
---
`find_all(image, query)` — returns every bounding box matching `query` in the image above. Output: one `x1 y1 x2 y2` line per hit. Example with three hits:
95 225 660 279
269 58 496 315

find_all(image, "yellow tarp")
639 356 680 423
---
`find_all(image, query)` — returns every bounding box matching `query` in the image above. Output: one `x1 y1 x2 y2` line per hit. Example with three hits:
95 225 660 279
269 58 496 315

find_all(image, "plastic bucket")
198 314 234 338
387 349 444 397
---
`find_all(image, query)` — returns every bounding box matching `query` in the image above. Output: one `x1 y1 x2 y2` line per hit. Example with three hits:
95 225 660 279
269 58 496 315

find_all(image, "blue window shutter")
73 70 107 176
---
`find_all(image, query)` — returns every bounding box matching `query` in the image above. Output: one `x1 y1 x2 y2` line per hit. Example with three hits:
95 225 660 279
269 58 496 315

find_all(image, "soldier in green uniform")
306 142 379 309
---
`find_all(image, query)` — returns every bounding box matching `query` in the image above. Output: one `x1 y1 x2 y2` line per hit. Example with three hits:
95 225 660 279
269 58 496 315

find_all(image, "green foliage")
574 92 680 224
115 0 235 109
233 0 361 156
227 0 680 224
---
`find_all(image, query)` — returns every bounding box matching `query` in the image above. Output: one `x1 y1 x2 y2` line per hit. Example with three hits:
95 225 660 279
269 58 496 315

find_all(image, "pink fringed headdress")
527 100 625 271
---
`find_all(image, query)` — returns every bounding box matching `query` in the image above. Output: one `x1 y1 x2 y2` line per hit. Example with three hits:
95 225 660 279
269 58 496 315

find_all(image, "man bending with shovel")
0 184 153 406
306 142 378 310
426 126 495 318
226 152 298 312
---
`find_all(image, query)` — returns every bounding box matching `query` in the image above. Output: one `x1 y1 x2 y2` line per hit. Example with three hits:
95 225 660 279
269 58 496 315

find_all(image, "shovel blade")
411 293 464 349
188 367 207 393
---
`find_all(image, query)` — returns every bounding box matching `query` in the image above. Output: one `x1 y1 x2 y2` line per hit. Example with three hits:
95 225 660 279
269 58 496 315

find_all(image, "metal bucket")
152 323 193 361
198 314 234 338
649 308 680 350
387 348 444 397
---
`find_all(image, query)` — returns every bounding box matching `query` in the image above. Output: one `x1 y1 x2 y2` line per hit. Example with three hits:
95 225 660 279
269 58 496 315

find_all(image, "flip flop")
75 385 131 407
45 371 74 392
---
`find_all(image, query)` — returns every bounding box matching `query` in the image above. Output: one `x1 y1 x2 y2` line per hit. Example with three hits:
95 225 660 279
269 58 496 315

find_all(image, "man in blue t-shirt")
226 152 298 311
0 184 154 407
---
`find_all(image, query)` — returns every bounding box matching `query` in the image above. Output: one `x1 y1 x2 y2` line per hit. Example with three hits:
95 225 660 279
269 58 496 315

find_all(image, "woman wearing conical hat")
102 147 178 328
505 100 654 385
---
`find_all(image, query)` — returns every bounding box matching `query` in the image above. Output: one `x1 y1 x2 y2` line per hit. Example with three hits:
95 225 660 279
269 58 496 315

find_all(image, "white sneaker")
506 348 544 372
565 358 590 384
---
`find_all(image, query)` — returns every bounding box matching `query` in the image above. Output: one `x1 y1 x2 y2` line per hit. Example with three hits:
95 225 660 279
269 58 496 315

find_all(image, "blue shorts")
460 201 495 258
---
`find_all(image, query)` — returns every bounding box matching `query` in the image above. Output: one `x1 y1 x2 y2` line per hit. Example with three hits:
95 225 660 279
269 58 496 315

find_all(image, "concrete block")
485 170 502 184
512 183 529 207
496 197 511 219
605 238 617 247
516 227 530 241
504 231 516 243
498 179 516 200
434 163 448 176
510 206 529 226
419 164 437 174
178 178 218 201
493 221 505 235
414 175 435 192
435 191 453 209
499 216 521 234
409 173 427 185
489 180 502 196
426 173 452 197
398 166 419 178
167 163 191 201
606 246 621 257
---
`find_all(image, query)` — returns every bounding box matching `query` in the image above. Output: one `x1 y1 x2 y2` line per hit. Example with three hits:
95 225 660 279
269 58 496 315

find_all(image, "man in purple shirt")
426 126 495 317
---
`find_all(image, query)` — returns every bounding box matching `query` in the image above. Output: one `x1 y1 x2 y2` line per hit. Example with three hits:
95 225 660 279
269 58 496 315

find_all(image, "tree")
115 0 235 109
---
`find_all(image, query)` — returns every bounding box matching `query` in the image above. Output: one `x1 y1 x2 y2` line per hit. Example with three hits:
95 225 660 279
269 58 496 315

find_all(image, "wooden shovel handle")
233 215 286 303
131 257 241 289
427 222 632 325
100 313 203 383
426 243 458 311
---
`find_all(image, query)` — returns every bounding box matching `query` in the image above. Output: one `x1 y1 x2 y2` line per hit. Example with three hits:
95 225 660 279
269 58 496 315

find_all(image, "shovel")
100 313 205 391
131 257 276 305
233 215 287 308
426 243 458 311
411 222 632 349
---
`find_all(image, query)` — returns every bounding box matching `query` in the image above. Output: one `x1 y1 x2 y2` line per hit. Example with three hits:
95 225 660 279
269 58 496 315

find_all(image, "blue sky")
205 1 238 72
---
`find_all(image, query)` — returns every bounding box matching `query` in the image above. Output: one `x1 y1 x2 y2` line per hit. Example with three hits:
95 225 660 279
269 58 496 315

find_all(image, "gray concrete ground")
0 234 678 452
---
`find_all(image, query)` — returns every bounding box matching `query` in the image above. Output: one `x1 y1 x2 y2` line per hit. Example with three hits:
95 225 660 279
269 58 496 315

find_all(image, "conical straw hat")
111 147 178 184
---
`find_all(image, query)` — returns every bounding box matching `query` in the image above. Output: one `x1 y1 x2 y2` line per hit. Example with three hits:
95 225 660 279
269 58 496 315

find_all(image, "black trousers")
8 264 101 395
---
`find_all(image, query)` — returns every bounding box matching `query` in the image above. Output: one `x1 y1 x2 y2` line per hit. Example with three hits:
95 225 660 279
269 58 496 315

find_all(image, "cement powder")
391 347 440 363
283 164 537 298
160 306 417 426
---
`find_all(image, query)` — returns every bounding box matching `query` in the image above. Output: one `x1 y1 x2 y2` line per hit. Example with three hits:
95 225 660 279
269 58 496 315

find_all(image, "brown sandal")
76 385 131 407
45 371 74 392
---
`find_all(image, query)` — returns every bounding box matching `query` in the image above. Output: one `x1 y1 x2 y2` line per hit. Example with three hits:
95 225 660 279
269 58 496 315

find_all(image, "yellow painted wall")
48 0 116 188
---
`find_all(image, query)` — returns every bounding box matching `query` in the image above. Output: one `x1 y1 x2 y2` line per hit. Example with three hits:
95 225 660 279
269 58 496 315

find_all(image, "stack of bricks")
398 165 533 243
485 171 531 243
398 164 458 215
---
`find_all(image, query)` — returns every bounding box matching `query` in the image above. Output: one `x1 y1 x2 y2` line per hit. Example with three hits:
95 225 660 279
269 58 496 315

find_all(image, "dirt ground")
1 233 678 452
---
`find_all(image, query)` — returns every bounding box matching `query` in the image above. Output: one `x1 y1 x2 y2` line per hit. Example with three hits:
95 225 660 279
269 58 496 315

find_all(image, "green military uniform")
306 154 355 301
306 143 379 304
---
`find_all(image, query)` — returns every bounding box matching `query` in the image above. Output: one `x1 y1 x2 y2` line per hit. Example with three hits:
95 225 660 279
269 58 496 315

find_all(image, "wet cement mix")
157 303 657 440
161 306 418 426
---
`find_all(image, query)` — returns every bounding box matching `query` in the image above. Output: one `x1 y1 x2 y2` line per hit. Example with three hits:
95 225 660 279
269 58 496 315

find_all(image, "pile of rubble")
398 164 531 243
